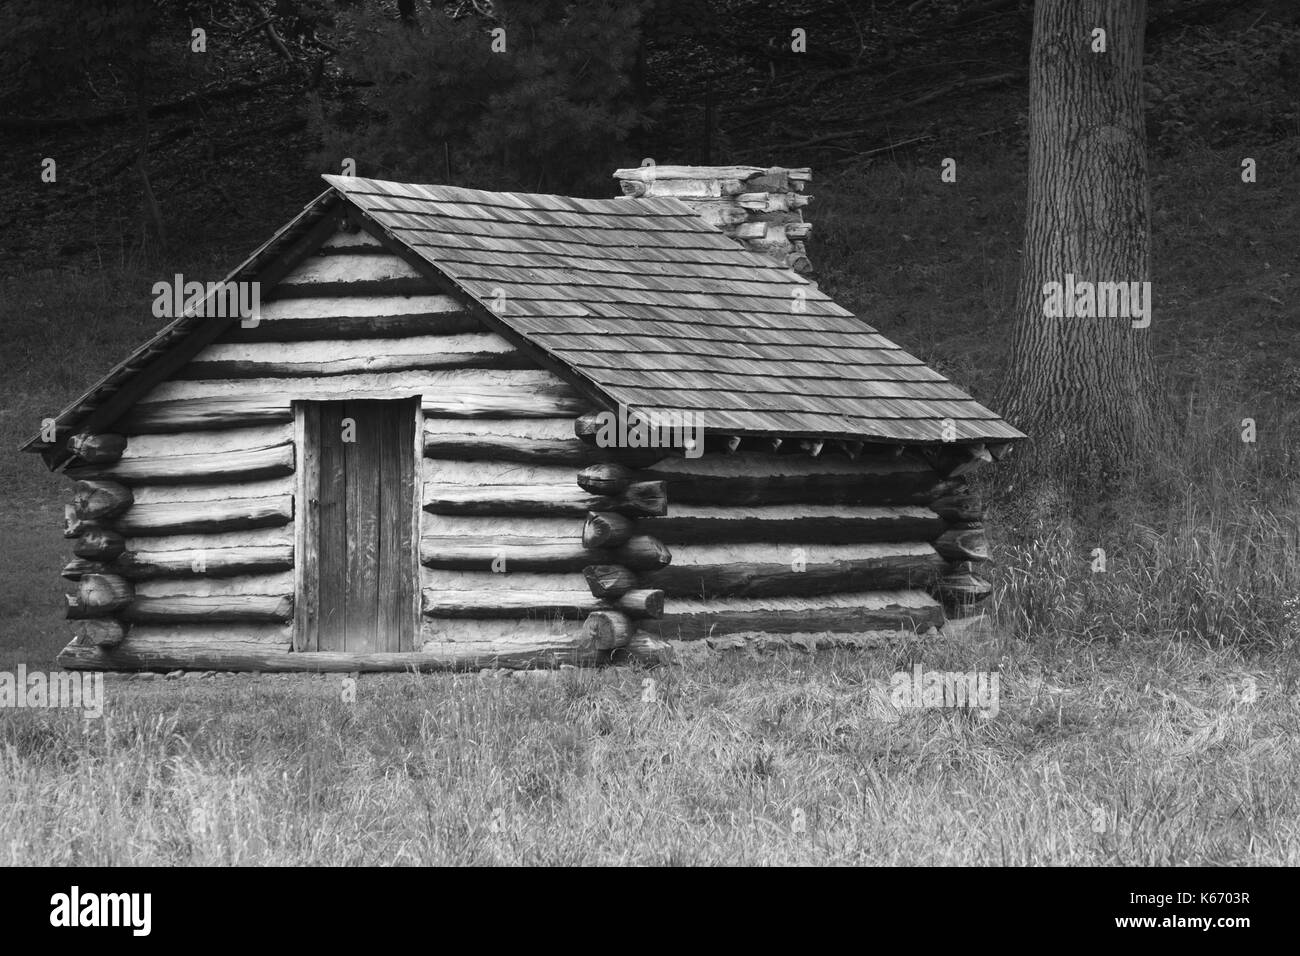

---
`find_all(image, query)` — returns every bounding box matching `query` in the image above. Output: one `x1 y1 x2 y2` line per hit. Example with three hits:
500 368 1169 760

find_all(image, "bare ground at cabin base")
2 612 1298 865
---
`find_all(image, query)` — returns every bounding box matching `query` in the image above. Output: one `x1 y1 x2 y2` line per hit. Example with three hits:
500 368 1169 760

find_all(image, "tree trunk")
1002 0 1158 488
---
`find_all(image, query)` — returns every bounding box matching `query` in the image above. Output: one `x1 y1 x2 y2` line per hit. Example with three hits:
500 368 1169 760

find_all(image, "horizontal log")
145 368 575 403
577 462 637 495
933 525 989 562
282 252 425 282
72 480 133 520
693 204 750 228
423 418 650 466
651 504 945 545
420 514 579 540
66 574 133 618
183 334 528 378
128 477 291 505
70 619 126 647
736 191 811 212
611 535 672 571
785 251 811 273
573 411 689 457
922 446 989 478
730 221 770 239
613 164 807 183
423 481 666 517
948 445 994 477
63 507 99 539
220 294 480 342
420 581 658 619
58 624 287 670
419 618 577 643
652 589 944 641
118 398 293 433
420 536 589 572
422 588 604 619
928 494 982 523
614 589 664 619
83 529 294 580
644 454 955 506
58 626 606 671
130 371 584 425
582 511 634 548
124 525 294 552
422 458 576 488
618 177 746 198
113 494 293 535
418 529 665 574
318 228 384 253
66 442 293 484
583 564 638 599
95 425 291 459
421 560 612 590
64 595 110 620
124 593 294 623
274 253 440 297
132 571 293 596
63 558 107 580
584 610 632 649
73 527 126 559
72 544 295 580
615 481 667 516
641 541 944 598
423 566 584 590
67 433 126 464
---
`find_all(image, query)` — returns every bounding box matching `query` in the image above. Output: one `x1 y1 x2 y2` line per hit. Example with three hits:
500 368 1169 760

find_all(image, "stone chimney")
612 164 813 274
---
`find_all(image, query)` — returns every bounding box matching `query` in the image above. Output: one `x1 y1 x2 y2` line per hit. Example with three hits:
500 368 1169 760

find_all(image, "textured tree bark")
1002 0 1158 487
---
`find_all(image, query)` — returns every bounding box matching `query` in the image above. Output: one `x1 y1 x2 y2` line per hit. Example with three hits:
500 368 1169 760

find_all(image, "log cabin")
21 164 1024 672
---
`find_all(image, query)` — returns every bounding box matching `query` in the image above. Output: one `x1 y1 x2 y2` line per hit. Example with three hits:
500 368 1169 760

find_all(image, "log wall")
54 224 993 671
606 446 991 642
59 231 609 671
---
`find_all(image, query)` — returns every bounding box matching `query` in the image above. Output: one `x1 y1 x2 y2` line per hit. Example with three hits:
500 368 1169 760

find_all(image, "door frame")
291 396 423 653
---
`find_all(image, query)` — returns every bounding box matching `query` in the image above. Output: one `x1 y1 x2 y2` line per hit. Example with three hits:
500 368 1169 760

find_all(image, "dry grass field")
1 622 1297 865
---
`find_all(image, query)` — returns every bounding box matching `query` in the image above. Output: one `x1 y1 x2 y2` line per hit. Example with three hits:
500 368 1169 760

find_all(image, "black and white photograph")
0 0 1293 901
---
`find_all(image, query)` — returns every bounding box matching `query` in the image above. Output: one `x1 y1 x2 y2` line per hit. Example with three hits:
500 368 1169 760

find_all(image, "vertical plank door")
296 397 418 653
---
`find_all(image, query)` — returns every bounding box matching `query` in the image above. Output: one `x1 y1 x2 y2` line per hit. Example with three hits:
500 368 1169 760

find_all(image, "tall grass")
3 640 1298 866
989 391 1300 648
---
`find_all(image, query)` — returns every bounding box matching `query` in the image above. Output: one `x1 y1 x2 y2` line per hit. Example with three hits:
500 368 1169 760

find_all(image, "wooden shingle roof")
324 175 1023 444
22 175 1023 462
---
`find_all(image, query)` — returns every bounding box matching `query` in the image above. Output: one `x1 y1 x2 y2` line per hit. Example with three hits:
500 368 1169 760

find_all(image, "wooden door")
295 398 419 653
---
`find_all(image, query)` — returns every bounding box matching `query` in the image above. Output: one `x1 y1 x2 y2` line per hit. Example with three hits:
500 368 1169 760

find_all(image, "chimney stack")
613 164 813 274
